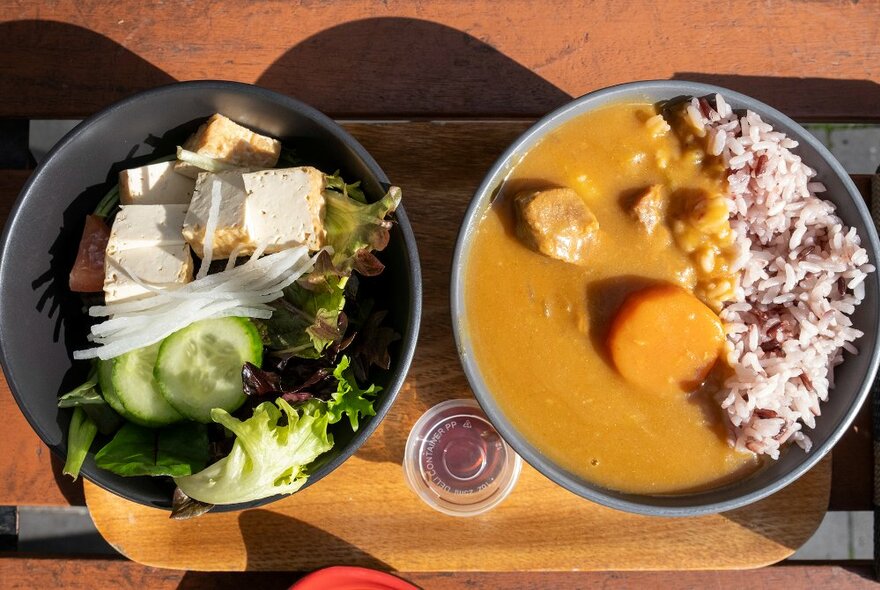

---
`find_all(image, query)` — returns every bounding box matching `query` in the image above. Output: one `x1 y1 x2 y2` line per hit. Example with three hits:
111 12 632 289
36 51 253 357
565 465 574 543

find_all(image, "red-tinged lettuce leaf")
351 249 385 277
241 361 284 396
343 296 401 382
242 355 380 433
263 277 347 359
170 487 214 520
349 311 400 382
241 362 333 403
297 250 348 292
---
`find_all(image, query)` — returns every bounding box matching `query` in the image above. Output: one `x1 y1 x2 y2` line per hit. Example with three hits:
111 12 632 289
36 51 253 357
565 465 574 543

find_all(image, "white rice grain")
693 94 873 459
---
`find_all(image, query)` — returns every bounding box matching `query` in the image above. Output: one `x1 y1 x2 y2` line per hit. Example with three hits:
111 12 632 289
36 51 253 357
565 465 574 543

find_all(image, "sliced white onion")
176 147 240 173
75 246 316 360
225 244 244 271
196 177 223 280
91 247 308 315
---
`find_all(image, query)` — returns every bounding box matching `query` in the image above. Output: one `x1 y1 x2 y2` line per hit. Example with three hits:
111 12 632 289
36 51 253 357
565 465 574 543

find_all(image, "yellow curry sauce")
463 102 759 494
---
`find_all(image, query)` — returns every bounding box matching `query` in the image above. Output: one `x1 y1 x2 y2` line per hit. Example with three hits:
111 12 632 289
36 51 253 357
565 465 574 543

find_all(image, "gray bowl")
451 80 880 516
0 81 422 511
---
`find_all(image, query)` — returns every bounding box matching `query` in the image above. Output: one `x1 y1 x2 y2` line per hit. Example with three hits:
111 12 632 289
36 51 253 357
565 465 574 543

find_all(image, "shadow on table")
0 18 180 503
236 510 392 571
257 17 572 118
48 454 85 506
176 571 302 590
0 20 175 115
721 456 834 563
672 73 880 122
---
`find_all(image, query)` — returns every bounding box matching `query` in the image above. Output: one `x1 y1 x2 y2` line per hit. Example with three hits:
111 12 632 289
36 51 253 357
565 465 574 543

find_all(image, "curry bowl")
451 80 880 516
0 81 421 510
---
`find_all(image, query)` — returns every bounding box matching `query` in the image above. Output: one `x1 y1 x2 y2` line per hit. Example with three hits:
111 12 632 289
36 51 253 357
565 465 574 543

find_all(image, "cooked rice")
688 95 874 459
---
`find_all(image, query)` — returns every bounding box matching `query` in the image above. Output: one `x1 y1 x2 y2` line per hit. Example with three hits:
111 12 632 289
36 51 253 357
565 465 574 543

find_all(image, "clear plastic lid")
403 398 522 516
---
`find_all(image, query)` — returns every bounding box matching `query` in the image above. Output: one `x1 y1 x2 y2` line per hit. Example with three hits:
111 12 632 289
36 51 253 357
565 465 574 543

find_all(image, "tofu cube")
104 243 194 303
119 161 195 205
104 204 193 303
182 171 250 258
175 114 281 178
106 204 189 253
242 166 326 252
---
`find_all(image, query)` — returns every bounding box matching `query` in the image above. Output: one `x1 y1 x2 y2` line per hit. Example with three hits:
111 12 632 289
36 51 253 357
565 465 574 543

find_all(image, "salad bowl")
0 81 421 510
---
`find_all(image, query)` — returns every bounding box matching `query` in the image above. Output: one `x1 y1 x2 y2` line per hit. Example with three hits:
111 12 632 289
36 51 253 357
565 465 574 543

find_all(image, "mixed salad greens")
62 114 401 517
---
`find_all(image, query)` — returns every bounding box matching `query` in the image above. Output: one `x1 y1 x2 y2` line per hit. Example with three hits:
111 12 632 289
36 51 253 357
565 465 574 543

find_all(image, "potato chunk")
631 185 664 234
513 188 598 265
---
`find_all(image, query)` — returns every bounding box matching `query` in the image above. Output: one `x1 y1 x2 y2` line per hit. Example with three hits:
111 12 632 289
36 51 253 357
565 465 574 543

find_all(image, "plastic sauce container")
403 398 522 516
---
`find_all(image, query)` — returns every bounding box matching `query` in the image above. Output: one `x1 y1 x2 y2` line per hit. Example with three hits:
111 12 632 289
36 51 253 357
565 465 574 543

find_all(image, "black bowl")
0 81 422 510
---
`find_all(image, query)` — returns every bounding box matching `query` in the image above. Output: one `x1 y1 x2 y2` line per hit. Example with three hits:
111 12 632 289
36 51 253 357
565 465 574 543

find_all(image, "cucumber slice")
97 358 128 417
155 317 262 423
112 342 184 427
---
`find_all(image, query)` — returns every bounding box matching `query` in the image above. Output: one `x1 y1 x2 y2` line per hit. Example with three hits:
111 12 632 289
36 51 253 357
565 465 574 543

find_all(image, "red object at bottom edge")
290 566 419 590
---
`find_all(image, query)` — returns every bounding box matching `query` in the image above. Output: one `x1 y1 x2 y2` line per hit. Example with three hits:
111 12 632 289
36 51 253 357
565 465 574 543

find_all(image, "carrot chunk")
608 284 724 393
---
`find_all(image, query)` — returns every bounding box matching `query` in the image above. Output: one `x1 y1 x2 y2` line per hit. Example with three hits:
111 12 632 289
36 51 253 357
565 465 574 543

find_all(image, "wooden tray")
87 122 831 571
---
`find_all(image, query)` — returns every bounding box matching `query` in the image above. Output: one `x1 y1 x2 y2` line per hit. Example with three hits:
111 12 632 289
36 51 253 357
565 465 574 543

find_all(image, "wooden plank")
1 558 878 589
0 374 84 506
86 458 830 571
0 1 879 120
0 129 875 511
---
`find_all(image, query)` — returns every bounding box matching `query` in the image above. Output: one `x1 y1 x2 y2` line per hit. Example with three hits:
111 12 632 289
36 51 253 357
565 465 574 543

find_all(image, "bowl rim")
0 79 422 511
450 79 880 516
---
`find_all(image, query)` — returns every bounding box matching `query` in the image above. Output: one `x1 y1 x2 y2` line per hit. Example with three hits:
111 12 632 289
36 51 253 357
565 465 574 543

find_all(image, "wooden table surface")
1 0 879 587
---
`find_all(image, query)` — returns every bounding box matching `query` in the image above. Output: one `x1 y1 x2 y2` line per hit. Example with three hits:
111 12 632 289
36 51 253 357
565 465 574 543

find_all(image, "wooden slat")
1 1 879 120
0 374 84 506
0 128 875 512
1 558 878 589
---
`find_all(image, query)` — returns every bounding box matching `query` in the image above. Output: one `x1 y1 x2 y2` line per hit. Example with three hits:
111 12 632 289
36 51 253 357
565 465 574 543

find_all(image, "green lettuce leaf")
57 364 101 407
57 363 123 435
323 186 401 273
174 398 333 505
94 423 209 477
263 276 347 359
63 407 98 481
325 356 380 431
325 171 368 204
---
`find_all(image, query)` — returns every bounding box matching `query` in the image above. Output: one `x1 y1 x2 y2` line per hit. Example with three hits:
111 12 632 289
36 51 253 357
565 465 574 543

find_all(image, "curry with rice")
463 101 761 494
